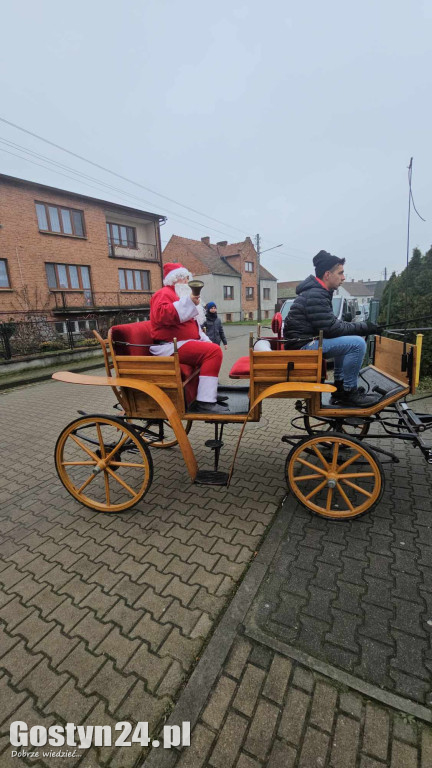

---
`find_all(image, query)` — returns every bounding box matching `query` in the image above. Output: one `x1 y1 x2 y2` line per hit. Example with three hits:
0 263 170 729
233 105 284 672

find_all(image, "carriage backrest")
249 347 323 405
373 335 417 394
107 321 187 418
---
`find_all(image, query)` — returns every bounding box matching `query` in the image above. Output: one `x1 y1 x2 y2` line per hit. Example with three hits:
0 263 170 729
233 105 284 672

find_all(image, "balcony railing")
49 290 151 312
108 240 159 261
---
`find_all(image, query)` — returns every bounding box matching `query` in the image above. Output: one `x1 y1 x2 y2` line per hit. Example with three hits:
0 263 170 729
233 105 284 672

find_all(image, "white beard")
174 282 206 326
174 283 192 299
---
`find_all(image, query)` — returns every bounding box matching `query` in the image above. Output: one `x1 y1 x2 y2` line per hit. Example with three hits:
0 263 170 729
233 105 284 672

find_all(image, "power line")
0 115 249 236
0 116 310 263
0 143 247 241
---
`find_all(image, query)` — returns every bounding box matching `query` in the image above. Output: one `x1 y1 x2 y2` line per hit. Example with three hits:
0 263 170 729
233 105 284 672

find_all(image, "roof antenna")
402 158 426 371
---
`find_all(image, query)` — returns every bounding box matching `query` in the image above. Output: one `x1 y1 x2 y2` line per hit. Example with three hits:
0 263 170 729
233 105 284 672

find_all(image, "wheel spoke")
69 434 99 461
312 444 329 469
105 433 130 463
304 478 328 500
77 472 97 494
297 457 327 475
337 452 361 473
339 478 372 498
62 461 97 466
338 472 375 479
96 424 106 459
105 465 137 497
331 442 339 471
336 482 354 511
326 486 333 511
109 461 145 468
293 473 323 481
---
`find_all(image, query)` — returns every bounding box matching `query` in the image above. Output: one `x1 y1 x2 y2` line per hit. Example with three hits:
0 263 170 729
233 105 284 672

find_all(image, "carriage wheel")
134 418 192 449
55 415 153 513
303 414 370 438
285 433 384 519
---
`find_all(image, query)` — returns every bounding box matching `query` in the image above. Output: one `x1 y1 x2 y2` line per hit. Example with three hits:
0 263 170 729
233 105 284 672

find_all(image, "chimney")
201 237 210 246
351 278 354 282
217 240 228 247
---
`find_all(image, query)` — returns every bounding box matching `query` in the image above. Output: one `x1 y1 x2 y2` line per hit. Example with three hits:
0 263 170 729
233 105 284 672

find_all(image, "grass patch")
417 376 432 393
225 321 257 326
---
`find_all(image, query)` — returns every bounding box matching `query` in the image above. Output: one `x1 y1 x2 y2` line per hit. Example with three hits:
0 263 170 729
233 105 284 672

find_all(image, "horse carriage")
52 317 432 520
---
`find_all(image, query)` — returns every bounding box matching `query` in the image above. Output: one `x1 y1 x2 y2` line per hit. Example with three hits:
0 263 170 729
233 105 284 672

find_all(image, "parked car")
279 295 358 324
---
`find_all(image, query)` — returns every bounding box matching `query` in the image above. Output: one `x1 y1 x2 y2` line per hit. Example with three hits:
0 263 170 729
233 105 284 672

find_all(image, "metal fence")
0 311 149 360
49 291 152 311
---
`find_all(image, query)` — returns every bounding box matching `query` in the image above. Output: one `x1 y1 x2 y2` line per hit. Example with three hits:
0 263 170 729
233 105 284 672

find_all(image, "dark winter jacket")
283 275 368 349
203 313 227 345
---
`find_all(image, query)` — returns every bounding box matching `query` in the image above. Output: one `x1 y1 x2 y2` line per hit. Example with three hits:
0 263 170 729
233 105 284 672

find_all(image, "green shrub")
74 338 99 347
40 340 67 352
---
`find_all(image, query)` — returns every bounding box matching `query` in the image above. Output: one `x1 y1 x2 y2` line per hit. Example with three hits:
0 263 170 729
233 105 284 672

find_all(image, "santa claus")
150 262 228 414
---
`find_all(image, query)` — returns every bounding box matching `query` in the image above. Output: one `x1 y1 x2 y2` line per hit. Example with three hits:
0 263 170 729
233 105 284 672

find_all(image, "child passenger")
203 302 228 349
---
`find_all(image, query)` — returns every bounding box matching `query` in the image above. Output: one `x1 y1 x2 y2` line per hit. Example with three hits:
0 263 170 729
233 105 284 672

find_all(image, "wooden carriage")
53 321 429 520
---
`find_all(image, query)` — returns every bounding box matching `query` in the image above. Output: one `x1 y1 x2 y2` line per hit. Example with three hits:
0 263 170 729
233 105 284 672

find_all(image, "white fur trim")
197 375 218 403
254 339 272 351
163 267 192 286
196 302 206 326
173 296 199 322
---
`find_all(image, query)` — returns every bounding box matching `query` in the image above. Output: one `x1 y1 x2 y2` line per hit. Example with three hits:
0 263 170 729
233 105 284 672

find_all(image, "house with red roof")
162 235 277 321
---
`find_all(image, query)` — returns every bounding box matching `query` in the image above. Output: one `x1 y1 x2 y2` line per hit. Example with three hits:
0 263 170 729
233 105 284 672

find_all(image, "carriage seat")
229 344 326 382
110 321 199 404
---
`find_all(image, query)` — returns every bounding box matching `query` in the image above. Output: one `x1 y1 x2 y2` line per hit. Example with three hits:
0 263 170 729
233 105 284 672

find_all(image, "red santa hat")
163 262 192 286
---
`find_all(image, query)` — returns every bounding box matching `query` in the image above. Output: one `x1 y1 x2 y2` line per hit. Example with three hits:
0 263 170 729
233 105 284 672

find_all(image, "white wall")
261 279 277 316
193 272 242 321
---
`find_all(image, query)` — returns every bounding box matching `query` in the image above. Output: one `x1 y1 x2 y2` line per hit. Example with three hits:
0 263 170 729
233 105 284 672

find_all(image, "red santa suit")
150 264 223 404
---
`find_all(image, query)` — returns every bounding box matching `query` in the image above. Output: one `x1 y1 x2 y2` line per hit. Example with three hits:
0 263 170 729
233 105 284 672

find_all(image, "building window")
0 259 10 288
264 310 269 319
223 285 234 300
263 288 270 300
119 269 150 291
246 287 254 300
245 261 254 272
225 313 232 322
55 319 98 335
36 202 85 237
248 312 254 320
45 263 91 291
107 222 137 249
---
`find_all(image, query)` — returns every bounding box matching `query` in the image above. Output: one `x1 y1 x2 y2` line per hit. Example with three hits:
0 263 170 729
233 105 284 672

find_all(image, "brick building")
0 174 165 332
162 235 277 321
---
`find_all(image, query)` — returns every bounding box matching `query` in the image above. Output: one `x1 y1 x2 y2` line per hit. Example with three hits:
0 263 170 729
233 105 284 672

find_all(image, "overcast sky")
1 0 431 281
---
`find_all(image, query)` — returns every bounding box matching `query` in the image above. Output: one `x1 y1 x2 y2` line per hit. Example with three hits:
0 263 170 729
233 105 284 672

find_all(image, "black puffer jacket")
283 275 368 350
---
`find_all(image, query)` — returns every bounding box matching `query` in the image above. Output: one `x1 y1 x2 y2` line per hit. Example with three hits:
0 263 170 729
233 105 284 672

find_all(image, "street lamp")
255 236 283 322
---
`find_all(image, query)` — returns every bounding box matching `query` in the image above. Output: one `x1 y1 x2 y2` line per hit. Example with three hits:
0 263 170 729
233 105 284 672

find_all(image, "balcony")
49 290 151 313
108 240 159 262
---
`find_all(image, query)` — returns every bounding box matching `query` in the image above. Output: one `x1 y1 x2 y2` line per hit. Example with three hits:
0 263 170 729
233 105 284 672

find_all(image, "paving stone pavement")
1 337 432 768
0 350 288 768
172 632 432 768
251 465 432 705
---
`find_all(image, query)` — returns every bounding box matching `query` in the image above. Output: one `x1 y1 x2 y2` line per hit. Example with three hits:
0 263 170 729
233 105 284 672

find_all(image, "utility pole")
384 266 387 281
255 234 261 322
255 235 284 322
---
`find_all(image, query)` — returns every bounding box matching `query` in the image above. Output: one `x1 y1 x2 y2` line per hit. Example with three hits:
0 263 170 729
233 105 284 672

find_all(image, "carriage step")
194 470 229 486
205 439 224 450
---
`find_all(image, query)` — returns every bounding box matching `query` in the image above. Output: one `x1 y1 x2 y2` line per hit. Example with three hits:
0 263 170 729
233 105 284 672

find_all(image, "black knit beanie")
313 250 343 278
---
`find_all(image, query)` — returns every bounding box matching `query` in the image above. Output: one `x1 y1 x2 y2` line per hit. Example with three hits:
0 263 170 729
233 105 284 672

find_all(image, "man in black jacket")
283 250 380 407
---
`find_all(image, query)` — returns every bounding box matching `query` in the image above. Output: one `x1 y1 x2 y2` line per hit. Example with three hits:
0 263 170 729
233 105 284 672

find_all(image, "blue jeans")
301 336 366 390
